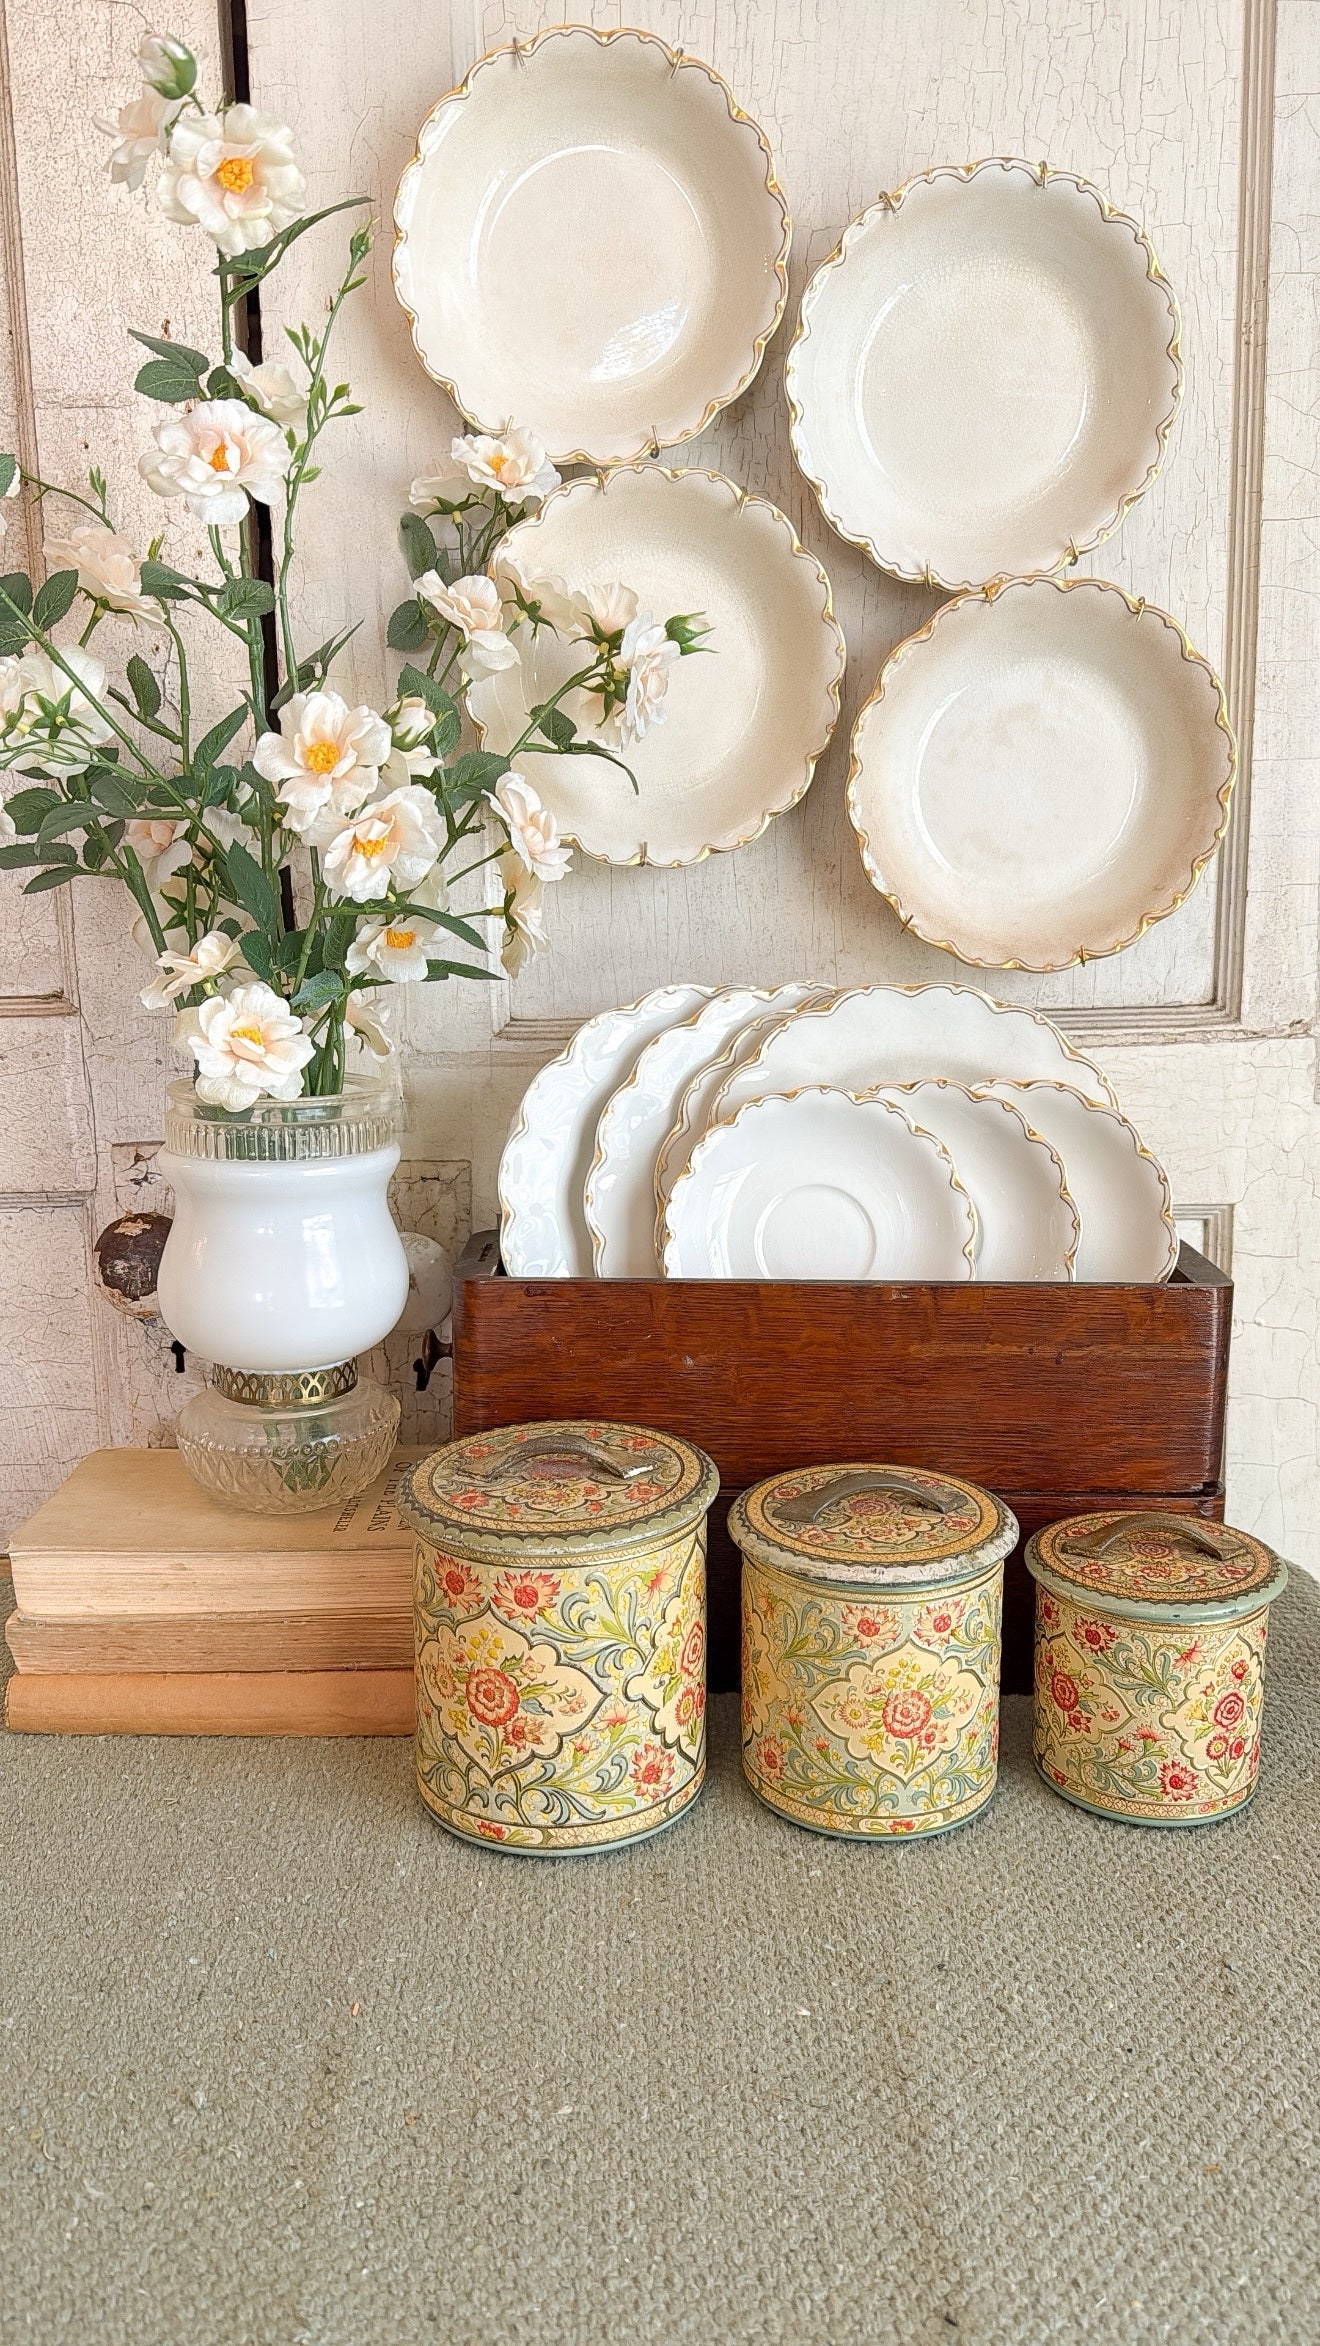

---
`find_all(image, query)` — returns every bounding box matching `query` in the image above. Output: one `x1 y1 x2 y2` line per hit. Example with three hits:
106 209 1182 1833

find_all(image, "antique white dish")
653 984 830 1247
786 158 1182 590
662 1090 977 1280
394 26 791 466
469 467 844 866
586 987 817 1278
499 984 711 1276
976 1080 1177 1281
711 984 1117 1130
848 578 1235 971
875 1082 1079 1280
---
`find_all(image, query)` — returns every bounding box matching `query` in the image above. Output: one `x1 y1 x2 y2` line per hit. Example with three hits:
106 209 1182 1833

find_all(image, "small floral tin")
399 1419 718 1855
729 1463 1017 1840
1026 1510 1288 1827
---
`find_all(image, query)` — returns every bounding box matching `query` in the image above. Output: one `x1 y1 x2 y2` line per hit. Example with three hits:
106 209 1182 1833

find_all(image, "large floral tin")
729 1463 1017 1839
399 1419 718 1855
1026 1510 1288 1827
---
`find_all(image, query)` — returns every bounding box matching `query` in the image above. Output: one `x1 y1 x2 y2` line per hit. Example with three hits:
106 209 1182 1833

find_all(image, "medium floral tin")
1026 1510 1288 1827
399 1419 718 1855
729 1463 1017 1839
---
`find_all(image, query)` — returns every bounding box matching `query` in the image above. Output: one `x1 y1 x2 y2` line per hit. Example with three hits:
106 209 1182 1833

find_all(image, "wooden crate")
450 1236 1231 1692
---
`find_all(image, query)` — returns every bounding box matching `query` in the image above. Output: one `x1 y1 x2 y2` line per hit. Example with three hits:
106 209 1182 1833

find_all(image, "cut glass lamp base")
176 1360 400 1516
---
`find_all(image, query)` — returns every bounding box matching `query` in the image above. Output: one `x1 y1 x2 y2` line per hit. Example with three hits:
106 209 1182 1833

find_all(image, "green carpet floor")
1 1574 1317 2346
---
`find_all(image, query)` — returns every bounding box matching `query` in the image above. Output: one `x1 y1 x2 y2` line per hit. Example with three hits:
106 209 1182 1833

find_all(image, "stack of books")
3 1449 418 1734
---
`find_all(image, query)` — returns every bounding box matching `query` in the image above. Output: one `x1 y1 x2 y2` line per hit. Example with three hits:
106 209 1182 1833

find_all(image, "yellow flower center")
208 444 233 472
383 927 415 950
353 834 388 858
228 1022 266 1053
304 740 339 773
489 451 519 484
215 154 255 195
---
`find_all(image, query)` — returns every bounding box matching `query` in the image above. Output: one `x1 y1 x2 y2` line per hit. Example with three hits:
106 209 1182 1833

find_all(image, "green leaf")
215 196 372 298
3 784 60 835
0 454 17 497
33 570 79 630
424 957 499 983
38 802 96 841
238 928 273 982
317 908 358 971
536 707 575 751
442 750 508 804
206 365 242 400
135 357 206 404
82 833 108 870
291 969 344 1014
222 840 276 929
88 769 140 817
130 329 210 371
396 665 456 722
126 655 162 721
23 863 80 892
0 570 32 614
194 706 248 772
386 598 428 653
0 841 49 868
139 560 194 604
215 576 275 620
0 621 29 655
399 512 437 580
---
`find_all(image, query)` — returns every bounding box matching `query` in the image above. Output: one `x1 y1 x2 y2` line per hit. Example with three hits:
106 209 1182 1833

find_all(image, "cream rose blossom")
229 350 308 434
414 570 518 677
499 853 548 976
0 646 113 770
486 771 571 883
99 89 180 190
140 927 243 1010
182 981 315 1110
140 398 291 526
450 429 560 505
253 691 391 841
345 990 394 1058
45 521 146 615
620 611 680 743
321 785 445 905
0 800 15 848
345 911 439 985
157 105 306 257
573 580 638 639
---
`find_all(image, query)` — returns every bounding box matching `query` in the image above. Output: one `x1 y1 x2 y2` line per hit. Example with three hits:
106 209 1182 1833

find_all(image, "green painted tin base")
744 1765 997 1843
1033 1760 1257 1830
417 1769 704 1858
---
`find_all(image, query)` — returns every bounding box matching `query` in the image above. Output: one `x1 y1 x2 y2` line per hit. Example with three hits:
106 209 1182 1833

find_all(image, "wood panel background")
1 0 1317 1572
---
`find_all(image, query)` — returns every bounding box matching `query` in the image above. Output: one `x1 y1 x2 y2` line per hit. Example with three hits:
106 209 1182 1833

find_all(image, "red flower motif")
492 1568 559 1621
675 1684 705 1728
466 1667 519 1727
474 1819 507 1840
1231 1659 1248 1682
1206 1734 1229 1760
630 1742 674 1797
1159 1760 1199 1800
929 1612 952 1635
1078 1620 1113 1653
1067 1710 1086 1733
440 1562 481 1605
890 1820 917 1833
1213 1690 1246 1730
1050 1670 1081 1713
1040 1597 1058 1625
759 1737 785 1775
882 1689 933 1739
1230 1738 1245 1761
680 1622 705 1677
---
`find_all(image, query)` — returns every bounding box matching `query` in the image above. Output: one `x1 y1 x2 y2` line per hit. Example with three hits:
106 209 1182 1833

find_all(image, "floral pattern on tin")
415 1526 706 1851
1033 1588 1270 1822
740 1559 1002 1838
1038 1514 1276 1605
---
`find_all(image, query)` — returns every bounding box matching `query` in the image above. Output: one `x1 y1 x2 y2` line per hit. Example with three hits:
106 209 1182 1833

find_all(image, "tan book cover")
5 1609 414 1674
4 1669 414 1736
7 1448 424 1620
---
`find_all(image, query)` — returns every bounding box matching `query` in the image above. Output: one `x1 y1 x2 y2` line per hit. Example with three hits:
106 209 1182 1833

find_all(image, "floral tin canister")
399 1419 718 1855
1026 1511 1288 1827
729 1463 1017 1840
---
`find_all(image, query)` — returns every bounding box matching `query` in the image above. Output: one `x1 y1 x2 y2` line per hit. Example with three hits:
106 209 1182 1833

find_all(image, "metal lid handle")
1060 1513 1249 1563
475 1433 658 1484
772 1470 952 1527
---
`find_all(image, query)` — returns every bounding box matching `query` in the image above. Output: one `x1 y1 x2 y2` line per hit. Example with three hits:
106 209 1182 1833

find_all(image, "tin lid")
1026 1511 1288 1623
728 1462 1017 1589
399 1419 719 1564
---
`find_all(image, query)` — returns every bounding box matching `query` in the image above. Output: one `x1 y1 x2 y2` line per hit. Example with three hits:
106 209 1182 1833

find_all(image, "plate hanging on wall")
786 158 1182 591
468 467 845 866
393 25 791 467
846 577 1235 971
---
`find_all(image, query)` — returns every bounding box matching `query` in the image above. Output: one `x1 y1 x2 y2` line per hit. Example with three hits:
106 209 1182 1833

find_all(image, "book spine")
3 1671 415 1737
4 1612 414 1673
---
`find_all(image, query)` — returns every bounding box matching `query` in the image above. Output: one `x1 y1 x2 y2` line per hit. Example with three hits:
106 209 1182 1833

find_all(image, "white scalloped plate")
394 26 790 466
975 1079 1177 1281
469 467 844 866
586 987 816 1278
653 983 831 1251
786 158 1182 590
711 985 1117 1131
873 1081 1079 1280
848 578 1235 971
662 1089 977 1280
499 984 711 1276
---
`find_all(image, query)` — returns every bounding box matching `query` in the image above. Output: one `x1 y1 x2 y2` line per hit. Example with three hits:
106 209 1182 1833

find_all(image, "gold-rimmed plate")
786 159 1182 591
846 577 1235 972
974 1080 1177 1282
468 466 844 866
394 26 790 467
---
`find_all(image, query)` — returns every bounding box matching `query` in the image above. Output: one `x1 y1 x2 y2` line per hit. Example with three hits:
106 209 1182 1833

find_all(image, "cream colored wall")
2 2 1317 1566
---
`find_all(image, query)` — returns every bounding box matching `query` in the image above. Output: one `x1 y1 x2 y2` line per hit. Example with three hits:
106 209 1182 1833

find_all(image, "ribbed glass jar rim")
163 1078 398 1162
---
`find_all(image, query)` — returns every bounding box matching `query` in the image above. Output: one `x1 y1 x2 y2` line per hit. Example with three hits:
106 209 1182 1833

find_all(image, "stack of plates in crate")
498 983 1177 1284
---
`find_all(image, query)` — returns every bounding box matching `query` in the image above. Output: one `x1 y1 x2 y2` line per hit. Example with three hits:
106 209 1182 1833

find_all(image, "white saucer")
975 1080 1177 1282
662 1089 977 1281
653 984 831 1250
874 1081 1078 1280
394 26 790 466
847 578 1235 970
585 988 812 1278
470 467 844 866
786 158 1182 590
711 985 1116 1130
499 985 711 1275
